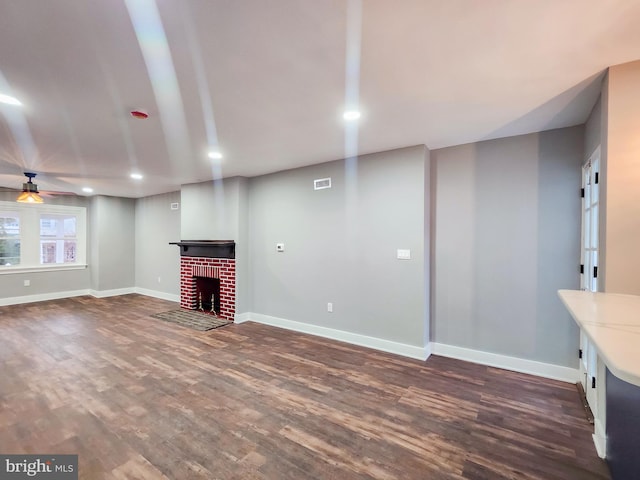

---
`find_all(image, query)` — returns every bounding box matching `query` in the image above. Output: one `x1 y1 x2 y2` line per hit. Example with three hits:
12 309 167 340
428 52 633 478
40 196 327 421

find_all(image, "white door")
580 147 600 410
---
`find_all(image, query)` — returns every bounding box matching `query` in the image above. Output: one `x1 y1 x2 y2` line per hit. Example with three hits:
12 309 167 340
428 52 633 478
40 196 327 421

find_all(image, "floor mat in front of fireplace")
151 310 231 331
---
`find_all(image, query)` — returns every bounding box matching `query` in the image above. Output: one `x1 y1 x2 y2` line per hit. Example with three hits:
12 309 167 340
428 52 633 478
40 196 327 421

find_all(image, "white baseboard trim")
89 287 136 298
134 288 179 303
431 343 579 383
0 287 178 307
593 419 607 459
0 289 90 307
234 312 251 323
240 312 430 361
424 341 433 359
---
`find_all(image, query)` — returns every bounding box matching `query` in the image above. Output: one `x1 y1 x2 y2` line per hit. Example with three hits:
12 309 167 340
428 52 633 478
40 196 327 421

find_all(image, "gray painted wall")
181 177 244 240
423 147 432 346
236 177 250 314
584 95 602 160
134 191 181 296
599 73 609 291
248 146 429 347
89 196 100 292
0 192 91 299
0 266 90 298
181 176 250 314
601 61 640 295
89 196 135 292
432 127 583 367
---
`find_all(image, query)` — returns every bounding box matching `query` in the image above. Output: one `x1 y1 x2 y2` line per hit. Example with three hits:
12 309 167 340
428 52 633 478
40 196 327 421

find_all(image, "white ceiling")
1 0 639 198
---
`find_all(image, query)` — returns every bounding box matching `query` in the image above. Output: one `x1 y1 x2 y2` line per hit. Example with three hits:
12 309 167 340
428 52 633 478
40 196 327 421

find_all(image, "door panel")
580 149 600 409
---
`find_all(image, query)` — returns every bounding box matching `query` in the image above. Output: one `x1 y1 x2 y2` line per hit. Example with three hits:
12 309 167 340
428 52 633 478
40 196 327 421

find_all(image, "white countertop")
558 289 640 387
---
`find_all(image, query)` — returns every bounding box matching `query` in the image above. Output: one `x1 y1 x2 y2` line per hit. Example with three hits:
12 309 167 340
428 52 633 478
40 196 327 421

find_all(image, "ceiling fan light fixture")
16 173 44 203
16 191 44 204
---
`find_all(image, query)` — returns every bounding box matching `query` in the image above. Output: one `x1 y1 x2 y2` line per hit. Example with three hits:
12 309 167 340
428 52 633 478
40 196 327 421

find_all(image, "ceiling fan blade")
39 190 78 197
3 173 80 197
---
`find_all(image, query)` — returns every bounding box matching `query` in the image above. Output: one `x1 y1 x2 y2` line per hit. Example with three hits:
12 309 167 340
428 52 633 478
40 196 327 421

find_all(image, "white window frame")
0 211 21 266
0 201 87 274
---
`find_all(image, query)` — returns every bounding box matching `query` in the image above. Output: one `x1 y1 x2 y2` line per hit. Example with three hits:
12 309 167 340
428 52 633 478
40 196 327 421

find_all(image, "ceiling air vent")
314 178 331 190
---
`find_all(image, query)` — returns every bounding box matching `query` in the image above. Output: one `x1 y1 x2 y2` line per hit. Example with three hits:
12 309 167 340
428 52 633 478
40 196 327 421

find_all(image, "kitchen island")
558 289 640 480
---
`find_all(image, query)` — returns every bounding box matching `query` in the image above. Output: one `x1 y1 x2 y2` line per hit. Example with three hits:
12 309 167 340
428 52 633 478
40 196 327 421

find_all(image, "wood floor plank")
0 295 610 479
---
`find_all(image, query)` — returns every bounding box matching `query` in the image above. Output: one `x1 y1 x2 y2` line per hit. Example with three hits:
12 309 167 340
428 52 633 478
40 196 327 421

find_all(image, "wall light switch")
397 249 411 260
276 243 285 252
24 279 30 287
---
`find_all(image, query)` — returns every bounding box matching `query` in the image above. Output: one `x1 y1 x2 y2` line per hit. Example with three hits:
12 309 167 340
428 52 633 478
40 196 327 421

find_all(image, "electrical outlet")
24 279 30 287
327 302 333 313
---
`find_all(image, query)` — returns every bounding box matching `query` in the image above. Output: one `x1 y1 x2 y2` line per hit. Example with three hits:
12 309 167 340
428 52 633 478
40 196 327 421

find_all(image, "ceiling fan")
9 172 77 204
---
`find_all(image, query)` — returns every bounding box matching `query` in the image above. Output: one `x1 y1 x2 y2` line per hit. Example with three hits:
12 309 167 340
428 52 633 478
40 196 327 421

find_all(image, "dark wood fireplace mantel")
169 240 235 259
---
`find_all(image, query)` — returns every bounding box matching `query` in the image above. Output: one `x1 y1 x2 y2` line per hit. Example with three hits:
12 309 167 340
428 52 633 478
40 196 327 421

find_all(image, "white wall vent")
170 202 180 210
314 178 332 190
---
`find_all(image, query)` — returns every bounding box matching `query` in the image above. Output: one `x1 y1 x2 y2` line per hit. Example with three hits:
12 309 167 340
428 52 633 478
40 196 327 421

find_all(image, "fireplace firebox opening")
195 276 221 315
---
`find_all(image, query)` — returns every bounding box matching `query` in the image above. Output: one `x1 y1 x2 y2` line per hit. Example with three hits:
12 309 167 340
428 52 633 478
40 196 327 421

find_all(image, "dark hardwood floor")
0 295 610 479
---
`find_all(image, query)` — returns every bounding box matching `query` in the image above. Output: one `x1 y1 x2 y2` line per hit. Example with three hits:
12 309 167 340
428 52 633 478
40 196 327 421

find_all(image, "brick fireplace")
172 241 236 321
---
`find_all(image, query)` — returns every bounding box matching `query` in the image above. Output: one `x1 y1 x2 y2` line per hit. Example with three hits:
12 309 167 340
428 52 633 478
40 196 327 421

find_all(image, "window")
0 214 20 266
40 214 78 264
0 201 86 273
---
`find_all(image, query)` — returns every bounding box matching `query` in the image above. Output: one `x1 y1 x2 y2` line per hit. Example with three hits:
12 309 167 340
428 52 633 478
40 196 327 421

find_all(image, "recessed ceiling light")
208 151 223 160
0 93 22 106
343 110 361 121
130 173 143 180
82 187 94 193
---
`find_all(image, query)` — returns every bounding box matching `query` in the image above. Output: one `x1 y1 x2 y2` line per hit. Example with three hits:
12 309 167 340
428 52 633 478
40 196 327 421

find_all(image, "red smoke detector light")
130 110 148 119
